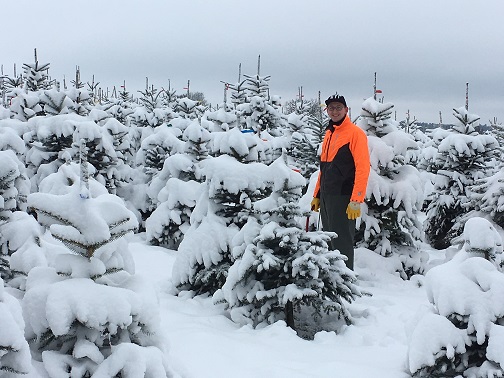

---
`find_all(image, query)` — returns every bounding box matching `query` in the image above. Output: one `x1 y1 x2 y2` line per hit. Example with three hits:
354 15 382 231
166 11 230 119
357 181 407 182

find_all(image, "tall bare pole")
183 80 190 97
465 82 469 111
318 90 323 120
373 72 377 100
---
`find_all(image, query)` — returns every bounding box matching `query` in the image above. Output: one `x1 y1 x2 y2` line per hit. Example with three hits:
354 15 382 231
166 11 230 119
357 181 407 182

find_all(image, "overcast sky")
2 0 503 124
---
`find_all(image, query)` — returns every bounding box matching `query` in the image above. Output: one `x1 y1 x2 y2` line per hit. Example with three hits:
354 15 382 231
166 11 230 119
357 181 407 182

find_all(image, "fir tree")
424 107 498 249
409 218 504 377
0 150 30 280
204 103 238 132
99 117 135 194
39 88 74 115
24 115 76 189
0 277 32 375
172 155 270 295
65 66 93 116
214 155 360 335
104 82 135 125
356 97 426 278
9 89 44 121
285 112 319 184
131 81 170 132
131 124 187 228
182 118 211 171
174 97 203 120
489 116 504 147
22 49 51 92
24 152 176 377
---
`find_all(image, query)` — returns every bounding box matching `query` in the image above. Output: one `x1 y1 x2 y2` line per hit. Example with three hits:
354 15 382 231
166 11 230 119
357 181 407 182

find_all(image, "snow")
2 70 504 377
13 226 437 378
128 241 428 378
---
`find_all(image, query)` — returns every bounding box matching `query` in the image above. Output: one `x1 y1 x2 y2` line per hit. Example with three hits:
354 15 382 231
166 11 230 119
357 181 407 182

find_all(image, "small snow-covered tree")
408 217 504 377
0 277 32 376
23 154 177 377
135 84 164 126
39 88 74 115
9 88 44 122
133 124 186 226
181 118 211 180
214 155 360 334
210 127 263 163
143 117 212 247
172 155 270 295
22 49 51 92
467 167 504 228
285 112 319 183
23 114 76 190
356 97 426 278
8 50 50 121
0 150 29 222
204 103 238 132
0 150 30 281
146 175 200 249
424 107 498 249
174 97 205 120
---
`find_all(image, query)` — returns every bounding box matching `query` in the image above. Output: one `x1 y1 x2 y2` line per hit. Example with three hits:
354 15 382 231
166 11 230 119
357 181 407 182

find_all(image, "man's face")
326 102 347 123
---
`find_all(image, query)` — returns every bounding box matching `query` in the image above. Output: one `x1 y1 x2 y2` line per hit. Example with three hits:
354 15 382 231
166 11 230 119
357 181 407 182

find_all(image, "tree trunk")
285 300 295 331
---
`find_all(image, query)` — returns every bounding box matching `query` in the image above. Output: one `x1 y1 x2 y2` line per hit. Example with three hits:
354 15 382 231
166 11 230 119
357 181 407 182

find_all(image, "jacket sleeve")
313 170 321 198
350 128 370 203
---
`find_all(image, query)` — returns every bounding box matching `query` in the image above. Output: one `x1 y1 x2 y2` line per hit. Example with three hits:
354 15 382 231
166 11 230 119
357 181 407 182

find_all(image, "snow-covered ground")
129 236 438 378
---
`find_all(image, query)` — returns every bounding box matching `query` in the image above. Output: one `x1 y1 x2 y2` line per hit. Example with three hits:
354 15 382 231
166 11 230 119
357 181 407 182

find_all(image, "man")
311 94 370 270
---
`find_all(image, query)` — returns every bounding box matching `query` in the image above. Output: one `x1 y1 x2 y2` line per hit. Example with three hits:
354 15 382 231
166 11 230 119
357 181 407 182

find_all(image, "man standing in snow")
311 94 370 270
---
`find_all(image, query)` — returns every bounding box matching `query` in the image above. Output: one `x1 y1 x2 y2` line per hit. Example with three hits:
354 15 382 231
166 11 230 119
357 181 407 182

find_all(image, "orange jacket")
313 115 370 203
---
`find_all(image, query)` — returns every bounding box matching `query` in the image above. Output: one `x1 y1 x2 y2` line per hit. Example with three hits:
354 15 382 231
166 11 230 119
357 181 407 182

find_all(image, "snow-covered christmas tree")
356 97 426 277
0 277 32 375
23 146 177 377
408 217 504 377
172 154 270 295
214 155 360 336
424 106 498 249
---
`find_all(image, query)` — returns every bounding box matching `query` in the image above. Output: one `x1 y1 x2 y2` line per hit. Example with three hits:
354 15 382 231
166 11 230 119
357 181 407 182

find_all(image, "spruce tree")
172 155 270 295
0 150 30 280
408 218 504 377
23 115 75 189
144 120 210 249
65 66 93 116
0 277 32 375
285 112 319 184
215 155 360 335
356 97 426 278
22 49 51 92
174 97 203 120
204 103 238 132
24 147 176 377
424 107 498 249
39 88 73 115
131 81 170 134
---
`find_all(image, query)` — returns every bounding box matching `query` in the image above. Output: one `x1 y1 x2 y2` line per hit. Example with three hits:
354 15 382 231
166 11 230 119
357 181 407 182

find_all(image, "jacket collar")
326 114 350 132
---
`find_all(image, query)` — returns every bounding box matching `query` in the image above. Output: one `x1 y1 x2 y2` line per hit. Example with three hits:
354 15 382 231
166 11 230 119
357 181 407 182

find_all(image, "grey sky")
2 0 503 124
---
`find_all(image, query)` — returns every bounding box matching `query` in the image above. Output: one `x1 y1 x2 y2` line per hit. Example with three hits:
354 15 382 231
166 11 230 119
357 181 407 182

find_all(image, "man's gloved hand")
311 198 320 212
346 201 361 220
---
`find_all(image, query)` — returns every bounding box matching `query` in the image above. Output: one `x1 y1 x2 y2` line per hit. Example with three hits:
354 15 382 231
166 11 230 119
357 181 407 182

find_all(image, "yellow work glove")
346 201 361 220
311 197 320 212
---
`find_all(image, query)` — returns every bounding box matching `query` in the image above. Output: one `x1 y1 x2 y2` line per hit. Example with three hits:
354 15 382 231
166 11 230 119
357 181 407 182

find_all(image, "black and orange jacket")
313 115 370 203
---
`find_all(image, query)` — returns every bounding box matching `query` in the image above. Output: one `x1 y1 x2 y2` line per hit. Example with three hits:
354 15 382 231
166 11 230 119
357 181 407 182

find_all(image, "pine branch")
31 207 72 228
90 267 123 281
